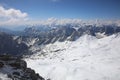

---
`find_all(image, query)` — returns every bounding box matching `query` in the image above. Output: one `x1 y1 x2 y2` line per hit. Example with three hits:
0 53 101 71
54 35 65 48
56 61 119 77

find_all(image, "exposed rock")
0 62 4 68
0 55 45 80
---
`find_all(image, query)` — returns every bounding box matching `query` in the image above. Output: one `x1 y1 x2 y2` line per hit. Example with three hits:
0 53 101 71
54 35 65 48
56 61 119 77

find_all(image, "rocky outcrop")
0 55 45 80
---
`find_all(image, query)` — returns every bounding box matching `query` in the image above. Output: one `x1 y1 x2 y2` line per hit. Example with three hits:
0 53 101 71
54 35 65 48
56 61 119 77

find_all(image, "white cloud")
0 6 28 26
24 18 83 26
50 0 60 2
0 6 119 28
23 18 120 27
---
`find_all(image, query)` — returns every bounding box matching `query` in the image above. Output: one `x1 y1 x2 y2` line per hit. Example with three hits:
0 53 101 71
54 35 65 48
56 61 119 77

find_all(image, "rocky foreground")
0 55 45 80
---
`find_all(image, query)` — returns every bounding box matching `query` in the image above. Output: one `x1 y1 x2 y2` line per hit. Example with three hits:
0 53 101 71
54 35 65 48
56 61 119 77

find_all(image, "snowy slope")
0 73 11 80
25 34 120 80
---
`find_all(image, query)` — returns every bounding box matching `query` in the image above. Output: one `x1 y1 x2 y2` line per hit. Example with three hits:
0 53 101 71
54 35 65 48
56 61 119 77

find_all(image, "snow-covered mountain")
15 24 120 80
15 24 120 47
25 34 120 80
17 24 120 55
1 23 120 80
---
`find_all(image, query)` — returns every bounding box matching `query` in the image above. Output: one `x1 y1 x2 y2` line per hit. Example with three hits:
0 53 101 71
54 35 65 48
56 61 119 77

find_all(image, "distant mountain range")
0 23 120 56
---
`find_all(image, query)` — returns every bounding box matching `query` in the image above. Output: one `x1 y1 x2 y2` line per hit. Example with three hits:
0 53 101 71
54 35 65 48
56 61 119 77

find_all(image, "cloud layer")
26 18 120 27
0 6 120 28
0 6 28 26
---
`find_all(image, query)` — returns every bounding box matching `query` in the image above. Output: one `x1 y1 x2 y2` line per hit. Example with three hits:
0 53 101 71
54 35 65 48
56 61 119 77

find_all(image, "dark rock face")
0 32 28 55
0 62 4 68
0 55 45 80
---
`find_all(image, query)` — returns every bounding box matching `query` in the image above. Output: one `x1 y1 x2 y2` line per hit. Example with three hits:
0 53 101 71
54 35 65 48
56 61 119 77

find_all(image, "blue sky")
0 0 120 28
0 0 120 19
